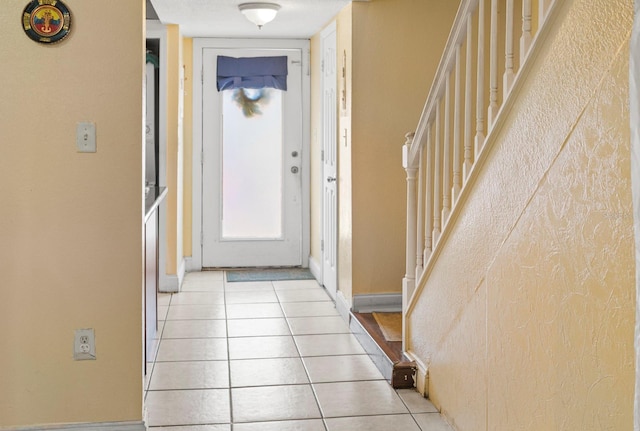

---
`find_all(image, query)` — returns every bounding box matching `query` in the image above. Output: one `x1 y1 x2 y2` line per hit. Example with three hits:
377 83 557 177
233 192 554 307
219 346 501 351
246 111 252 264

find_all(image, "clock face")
22 0 72 44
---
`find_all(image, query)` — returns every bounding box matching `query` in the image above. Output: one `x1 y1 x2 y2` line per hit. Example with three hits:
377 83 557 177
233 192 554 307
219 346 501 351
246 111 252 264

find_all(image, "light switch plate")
76 122 96 153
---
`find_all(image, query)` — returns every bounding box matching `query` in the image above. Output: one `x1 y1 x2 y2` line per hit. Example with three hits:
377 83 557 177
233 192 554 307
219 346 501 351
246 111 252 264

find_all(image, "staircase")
350 311 416 388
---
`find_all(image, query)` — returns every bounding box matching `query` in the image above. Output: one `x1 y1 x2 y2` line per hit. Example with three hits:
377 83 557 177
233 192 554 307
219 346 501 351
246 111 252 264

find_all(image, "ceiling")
148 0 353 39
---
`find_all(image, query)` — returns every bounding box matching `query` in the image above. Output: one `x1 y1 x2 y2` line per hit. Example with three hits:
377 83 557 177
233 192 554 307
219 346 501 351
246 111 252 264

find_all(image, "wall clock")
22 0 71 44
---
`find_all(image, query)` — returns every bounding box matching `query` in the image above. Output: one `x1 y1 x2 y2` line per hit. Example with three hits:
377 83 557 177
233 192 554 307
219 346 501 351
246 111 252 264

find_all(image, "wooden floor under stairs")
350 312 416 388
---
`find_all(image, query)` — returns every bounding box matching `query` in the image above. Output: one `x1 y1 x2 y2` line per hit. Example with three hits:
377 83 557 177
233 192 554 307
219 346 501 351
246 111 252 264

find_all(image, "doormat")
226 268 315 282
372 312 403 342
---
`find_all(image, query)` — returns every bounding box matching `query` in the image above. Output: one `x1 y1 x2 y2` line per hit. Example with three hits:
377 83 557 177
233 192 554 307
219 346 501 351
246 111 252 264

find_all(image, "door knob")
291 166 299 174
326 177 337 183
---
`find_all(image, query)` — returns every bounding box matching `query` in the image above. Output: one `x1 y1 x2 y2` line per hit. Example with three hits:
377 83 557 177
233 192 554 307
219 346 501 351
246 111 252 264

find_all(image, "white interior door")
322 23 338 300
201 48 303 267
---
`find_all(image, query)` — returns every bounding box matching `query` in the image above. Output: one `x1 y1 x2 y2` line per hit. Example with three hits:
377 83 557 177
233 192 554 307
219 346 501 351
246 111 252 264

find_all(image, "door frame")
191 38 311 271
320 21 338 300
146 21 170 289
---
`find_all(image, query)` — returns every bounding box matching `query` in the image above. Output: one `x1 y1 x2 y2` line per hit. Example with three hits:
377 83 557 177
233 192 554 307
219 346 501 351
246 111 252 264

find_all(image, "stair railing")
402 0 557 343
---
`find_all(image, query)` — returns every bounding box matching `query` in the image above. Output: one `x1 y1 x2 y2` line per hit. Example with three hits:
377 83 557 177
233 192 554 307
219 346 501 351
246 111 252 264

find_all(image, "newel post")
402 132 418 332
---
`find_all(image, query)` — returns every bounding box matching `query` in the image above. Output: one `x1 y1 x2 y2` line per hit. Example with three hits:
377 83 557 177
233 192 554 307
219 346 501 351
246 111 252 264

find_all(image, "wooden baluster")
504 0 515 98
520 0 532 66
442 74 452 225
433 104 442 246
488 0 499 126
452 45 462 203
475 0 486 155
415 141 425 279
402 133 417 304
424 125 433 262
464 14 474 179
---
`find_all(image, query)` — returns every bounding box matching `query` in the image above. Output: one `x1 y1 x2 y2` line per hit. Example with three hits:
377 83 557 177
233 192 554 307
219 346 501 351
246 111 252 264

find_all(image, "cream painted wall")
337 4 354 305
164 25 184 276
183 37 194 258
407 0 635 429
309 1 458 303
0 0 144 427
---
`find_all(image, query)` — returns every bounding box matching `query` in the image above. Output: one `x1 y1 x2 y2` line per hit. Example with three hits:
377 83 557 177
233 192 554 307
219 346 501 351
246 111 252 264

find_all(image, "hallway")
144 271 452 430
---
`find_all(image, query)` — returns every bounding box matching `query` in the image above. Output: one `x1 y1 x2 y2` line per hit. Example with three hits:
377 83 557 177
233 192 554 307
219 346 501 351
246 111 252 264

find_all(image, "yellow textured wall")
337 4 354 305
183 37 193 258
164 25 183 275
349 0 458 296
407 1 635 429
0 0 144 426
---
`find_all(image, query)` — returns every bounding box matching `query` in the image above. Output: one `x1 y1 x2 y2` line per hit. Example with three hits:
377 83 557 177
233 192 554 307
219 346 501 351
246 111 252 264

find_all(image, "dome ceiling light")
238 3 281 29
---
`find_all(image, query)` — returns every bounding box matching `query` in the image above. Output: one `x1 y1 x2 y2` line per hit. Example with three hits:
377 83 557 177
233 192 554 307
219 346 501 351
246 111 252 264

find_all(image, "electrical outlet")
74 328 96 360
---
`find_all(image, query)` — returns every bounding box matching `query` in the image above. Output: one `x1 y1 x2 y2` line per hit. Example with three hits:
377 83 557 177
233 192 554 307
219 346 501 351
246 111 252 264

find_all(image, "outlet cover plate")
74 328 96 360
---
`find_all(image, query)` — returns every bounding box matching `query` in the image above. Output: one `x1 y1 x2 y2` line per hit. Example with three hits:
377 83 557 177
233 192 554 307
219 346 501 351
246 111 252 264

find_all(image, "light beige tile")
325 415 421 431
231 385 321 423
281 301 340 317
287 316 350 335
162 319 227 339
313 381 409 417
233 420 325 431
185 271 225 281
158 306 169 320
276 289 332 303
149 361 229 390
272 280 322 290
155 320 165 338
225 290 279 304
151 426 230 431
227 318 290 337
302 355 384 383
166 304 226 320
170 292 225 305
158 293 172 306
224 281 274 290
181 280 225 292
228 336 299 360
145 389 230 426
413 413 454 430
396 389 439 413
145 362 154 391
156 338 228 361
230 358 309 387
294 334 366 357
226 303 283 319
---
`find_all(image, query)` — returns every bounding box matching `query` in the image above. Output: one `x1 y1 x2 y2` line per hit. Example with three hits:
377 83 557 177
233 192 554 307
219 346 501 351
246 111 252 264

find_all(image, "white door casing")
191 39 310 270
321 22 338 300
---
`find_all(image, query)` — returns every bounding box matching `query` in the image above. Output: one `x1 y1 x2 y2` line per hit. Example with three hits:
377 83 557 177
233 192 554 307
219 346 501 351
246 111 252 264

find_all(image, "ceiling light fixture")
239 3 280 29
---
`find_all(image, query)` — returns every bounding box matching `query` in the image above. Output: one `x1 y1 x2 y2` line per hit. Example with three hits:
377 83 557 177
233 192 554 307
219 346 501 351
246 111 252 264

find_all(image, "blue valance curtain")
216 56 288 91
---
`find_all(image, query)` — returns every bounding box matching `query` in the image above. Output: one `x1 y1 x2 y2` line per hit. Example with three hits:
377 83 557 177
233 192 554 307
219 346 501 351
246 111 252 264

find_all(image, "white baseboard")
1 421 146 431
177 258 186 289
352 293 403 313
159 272 178 293
184 256 200 272
308 255 322 285
404 350 429 396
158 256 187 293
335 290 351 322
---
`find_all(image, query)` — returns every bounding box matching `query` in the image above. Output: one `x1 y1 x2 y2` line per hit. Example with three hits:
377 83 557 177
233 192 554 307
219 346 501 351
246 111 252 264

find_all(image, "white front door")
201 47 304 268
321 23 338 300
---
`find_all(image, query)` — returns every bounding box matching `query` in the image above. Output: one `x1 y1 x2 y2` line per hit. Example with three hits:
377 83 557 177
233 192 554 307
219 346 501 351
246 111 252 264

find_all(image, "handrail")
402 0 558 335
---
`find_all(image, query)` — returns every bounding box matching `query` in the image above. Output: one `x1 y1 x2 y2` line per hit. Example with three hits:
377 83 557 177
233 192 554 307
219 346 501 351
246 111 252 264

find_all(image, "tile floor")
145 271 453 431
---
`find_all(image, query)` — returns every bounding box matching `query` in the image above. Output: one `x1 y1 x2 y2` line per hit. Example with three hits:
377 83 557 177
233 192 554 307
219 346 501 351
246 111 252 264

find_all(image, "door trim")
191 38 310 270
320 21 338 300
